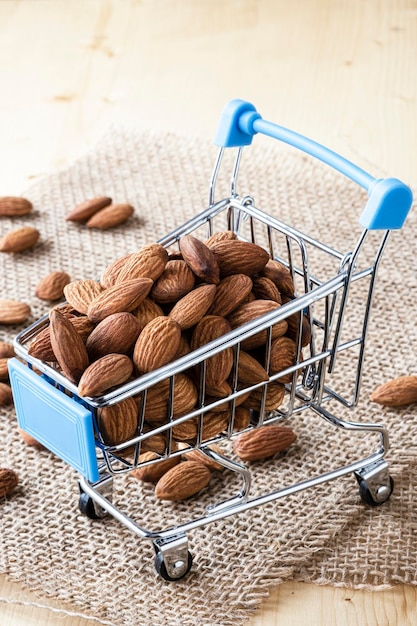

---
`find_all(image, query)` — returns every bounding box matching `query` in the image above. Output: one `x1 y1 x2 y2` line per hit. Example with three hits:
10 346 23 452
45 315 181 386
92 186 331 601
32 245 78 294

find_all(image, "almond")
131 451 181 483
0 226 40 253
284 306 311 348
78 354 133 397
191 315 234 387
171 418 198 442
85 312 141 360
0 341 15 358
18 428 45 449
96 397 138 446
151 260 195 304
133 297 164 333
179 235 220 284
0 196 33 217
205 388 251 413
175 333 191 359
169 283 217 329
65 196 112 222
133 316 181 375
0 468 19 498
232 406 251 431
115 243 169 284
154 461 212 501
262 260 295 297
0 299 31 325
242 381 286 412
198 410 230 441
28 315 94 362
86 203 134 229
0 382 13 406
52 302 79 317
0 358 9 380
87 278 153 323
233 424 297 461
205 230 238 247
140 426 167 454
208 274 253 317
236 350 269 385
252 277 282 303
35 271 71 301
64 279 104 315
100 253 134 288
138 373 198 422
228 300 287 350
49 309 89 383
210 240 270 277
181 443 225 471
269 336 298 383
205 380 232 398
370 376 417 407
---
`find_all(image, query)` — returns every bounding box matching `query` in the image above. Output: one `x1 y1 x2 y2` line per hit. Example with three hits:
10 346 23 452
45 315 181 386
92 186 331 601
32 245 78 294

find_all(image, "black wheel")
78 491 101 519
154 550 193 581
358 476 394 507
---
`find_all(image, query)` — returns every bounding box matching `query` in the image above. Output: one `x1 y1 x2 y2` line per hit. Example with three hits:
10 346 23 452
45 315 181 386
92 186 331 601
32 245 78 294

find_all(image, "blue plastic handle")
214 99 413 230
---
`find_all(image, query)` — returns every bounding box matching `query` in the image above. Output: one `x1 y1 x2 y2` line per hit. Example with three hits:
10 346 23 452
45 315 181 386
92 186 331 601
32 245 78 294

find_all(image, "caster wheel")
78 491 101 519
154 550 193 581
358 476 394 507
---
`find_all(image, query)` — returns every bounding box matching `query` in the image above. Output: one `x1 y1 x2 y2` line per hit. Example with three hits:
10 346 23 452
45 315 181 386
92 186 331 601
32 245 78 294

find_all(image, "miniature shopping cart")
9 100 413 581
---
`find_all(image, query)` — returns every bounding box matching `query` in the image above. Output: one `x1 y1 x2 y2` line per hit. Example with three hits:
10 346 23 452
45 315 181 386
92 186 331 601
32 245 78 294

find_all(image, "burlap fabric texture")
0 127 416 626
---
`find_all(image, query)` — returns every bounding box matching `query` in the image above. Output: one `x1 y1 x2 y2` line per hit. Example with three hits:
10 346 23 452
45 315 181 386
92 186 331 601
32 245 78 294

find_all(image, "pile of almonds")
23 230 306 499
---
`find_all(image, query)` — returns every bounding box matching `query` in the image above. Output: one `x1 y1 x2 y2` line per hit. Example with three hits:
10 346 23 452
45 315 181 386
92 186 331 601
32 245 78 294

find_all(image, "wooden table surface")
0 1 416 624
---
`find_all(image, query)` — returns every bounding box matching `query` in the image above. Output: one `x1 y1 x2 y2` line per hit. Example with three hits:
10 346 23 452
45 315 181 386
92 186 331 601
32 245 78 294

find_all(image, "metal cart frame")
9 100 413 580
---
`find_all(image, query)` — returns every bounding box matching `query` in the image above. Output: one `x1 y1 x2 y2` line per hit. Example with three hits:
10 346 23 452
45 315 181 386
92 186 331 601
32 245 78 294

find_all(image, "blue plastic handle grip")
214 99 413 230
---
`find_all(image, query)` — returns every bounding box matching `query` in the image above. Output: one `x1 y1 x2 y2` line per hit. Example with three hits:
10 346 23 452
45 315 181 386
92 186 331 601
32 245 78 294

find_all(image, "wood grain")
0 0 416 624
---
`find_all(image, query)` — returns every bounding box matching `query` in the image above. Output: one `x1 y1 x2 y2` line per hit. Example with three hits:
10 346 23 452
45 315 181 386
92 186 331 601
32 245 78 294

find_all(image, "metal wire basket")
9 100 413 580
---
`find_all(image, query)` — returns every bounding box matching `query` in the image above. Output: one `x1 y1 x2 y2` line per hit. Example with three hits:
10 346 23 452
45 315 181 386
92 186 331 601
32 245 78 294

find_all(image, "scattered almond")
154 461 212 501
0 382 13 406
0 196 32 217
18 428 45 449
0 226 40 253
86 203 134 229
65 196 112 222
233 424 297 461
131 451 181 483
35 271 71 301
0 358 9 380
0 299 31 325
181 443 225 471
0 341 15 358
0 468 19 498
370 376 417 407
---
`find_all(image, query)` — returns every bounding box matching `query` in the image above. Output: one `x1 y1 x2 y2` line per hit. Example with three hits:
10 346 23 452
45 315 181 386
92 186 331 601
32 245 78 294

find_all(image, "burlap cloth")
0 127 416 626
